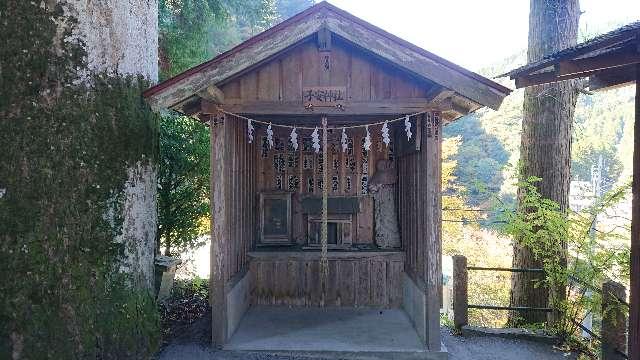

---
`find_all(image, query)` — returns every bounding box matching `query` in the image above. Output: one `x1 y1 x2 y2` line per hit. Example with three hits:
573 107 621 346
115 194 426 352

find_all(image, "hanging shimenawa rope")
217 108 432 306
218 109 429 131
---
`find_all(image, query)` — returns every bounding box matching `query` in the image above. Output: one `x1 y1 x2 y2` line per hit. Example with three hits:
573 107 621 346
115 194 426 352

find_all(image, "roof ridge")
145 1 512 110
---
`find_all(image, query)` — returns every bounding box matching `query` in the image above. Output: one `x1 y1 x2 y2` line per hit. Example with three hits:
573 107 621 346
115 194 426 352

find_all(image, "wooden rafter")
198 85 225 104
556 47 640 77
512 37 640 89
589 64 637 91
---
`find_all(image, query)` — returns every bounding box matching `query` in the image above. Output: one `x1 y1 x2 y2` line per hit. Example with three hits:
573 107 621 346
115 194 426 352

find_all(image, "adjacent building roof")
503 21 640 90
143 1 510 116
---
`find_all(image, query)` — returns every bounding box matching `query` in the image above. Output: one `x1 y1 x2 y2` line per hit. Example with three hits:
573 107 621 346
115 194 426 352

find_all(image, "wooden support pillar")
601 280 627 360
630 64 640 360
421 112 443 350
210 114 229 347
453 255 468 330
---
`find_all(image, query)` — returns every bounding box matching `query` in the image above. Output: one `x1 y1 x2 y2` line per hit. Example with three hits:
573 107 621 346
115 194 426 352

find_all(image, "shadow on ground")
157 323 576 360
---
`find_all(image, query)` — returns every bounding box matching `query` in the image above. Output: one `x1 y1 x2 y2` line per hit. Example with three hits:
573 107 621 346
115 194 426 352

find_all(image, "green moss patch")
1 1 160 358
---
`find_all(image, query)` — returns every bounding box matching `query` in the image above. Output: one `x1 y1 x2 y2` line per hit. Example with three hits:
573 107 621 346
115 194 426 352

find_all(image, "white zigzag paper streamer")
247 119 255 143
363 125 372 152
266 123 274 149
290 127 298 151
311 127 321 153
341 128 348 153
381 120 390 147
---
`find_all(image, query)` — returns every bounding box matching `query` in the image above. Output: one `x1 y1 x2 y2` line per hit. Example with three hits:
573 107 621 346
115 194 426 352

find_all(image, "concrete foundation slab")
225 306 429 353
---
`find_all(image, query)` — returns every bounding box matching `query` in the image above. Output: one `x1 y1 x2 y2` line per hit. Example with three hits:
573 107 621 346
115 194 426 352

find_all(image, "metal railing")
452 255 629 360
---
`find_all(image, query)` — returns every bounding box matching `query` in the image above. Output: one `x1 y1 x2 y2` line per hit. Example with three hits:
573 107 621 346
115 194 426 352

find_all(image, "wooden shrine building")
504 21 639 359
144 2 510 356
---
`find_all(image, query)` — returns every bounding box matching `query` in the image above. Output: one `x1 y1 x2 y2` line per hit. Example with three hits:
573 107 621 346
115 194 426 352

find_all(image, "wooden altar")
144 1 510 355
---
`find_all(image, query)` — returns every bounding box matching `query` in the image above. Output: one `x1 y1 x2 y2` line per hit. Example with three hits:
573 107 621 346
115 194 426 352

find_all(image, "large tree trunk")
509 0 580 326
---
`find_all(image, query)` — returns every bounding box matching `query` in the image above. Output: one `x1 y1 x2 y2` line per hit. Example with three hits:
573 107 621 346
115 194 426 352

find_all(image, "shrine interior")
143 2 510 355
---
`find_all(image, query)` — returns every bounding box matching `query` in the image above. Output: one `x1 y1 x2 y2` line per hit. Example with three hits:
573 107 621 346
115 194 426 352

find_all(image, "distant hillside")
444 50 636 208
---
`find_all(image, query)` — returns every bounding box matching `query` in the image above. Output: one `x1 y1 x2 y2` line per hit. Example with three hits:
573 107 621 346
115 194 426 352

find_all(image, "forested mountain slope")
444 50 636 208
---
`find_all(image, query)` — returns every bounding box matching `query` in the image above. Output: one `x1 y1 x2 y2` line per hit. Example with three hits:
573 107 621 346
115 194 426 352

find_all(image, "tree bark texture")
510 0 580 326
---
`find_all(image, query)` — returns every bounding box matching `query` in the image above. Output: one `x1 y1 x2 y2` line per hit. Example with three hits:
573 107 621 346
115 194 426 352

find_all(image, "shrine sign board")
303 86 346 108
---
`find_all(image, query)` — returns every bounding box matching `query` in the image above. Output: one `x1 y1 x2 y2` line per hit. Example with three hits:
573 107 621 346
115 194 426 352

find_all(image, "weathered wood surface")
323 15 505 110
219 39 438 112
589 64 637 91
423 112 443 350
255 125 392 246
396 112 443 350
146 3 510 113
146 9 325 110
225 114 257 282
453 255 468 329
210 115 229 345
249 252 404 307
198 85 224 104
215 99 448 116
601 280 627 360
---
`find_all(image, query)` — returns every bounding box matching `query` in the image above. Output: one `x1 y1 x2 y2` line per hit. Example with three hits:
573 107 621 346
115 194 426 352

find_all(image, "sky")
326 0 640 72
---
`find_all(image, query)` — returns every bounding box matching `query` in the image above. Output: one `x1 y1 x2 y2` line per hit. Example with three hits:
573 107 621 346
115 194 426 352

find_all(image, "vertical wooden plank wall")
225 114 257 284
249 253 403 307
219 39 430 106
210 114 257 345
397 113 442 351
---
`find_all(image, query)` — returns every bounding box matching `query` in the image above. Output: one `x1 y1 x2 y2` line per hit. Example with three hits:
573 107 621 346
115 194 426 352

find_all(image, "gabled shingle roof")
144 1 511 111
502 21 640 79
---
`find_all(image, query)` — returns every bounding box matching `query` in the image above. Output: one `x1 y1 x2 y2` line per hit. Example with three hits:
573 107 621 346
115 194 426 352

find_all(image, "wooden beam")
517 66 635 89
557 45 640 77
210 114 230 346
510 32 639 79
589 64 637 91
181 98 202 116
198 85 225 104
515 71 560 88
516 46 640 88
317 27 332 50
203 98 457 116
629 62 640 360
419 112 443 351
425 86 455 103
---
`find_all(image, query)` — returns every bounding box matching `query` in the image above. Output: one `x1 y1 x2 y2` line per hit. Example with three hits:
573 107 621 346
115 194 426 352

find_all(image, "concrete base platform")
225 306 447 359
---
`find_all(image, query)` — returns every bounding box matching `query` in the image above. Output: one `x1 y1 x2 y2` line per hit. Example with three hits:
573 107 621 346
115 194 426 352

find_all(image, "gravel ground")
440 329 576 360
156 323 577 360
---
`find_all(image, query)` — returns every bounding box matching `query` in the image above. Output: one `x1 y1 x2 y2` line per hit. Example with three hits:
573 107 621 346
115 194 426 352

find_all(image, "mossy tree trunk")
1 1 160 358
509 0 580 326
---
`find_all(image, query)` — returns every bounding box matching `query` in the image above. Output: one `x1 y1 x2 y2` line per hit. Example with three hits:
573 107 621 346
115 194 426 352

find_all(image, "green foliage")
159 0 229 78
158 0 312 79
158 116 210 255
442 137 513 328
499 176 630 339
0 1 159 358
276 0 315 18
571 87 634 188
443 105 515 207
156 0 314 254
445 51 635 210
